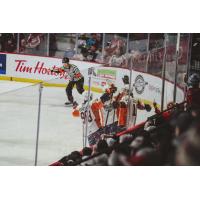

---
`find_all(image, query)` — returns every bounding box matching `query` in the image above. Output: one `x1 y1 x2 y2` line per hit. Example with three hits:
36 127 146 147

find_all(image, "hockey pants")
66 77 85 103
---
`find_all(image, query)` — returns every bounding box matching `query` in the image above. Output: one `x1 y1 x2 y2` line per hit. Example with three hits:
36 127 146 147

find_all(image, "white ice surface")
0 80 154 166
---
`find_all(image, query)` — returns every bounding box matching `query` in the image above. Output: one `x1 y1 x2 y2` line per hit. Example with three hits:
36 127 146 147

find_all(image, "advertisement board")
5 53 101 83
2 53 184 107
0 54 6 74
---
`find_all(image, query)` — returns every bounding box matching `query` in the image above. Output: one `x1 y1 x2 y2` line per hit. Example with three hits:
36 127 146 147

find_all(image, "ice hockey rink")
0 80 155 166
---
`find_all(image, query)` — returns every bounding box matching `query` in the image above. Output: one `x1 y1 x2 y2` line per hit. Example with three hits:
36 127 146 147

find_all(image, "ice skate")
64 101 73 106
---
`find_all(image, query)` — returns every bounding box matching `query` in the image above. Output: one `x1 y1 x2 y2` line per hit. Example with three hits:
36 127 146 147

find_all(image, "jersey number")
81 110 93 123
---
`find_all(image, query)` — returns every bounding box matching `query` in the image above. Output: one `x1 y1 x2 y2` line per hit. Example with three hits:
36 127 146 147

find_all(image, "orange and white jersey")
116 101 127 127
116 95 137 128
72 100 104 135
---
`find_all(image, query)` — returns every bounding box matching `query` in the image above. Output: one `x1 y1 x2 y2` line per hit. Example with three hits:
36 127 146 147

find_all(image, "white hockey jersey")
72 100 104 135
126 96 137 128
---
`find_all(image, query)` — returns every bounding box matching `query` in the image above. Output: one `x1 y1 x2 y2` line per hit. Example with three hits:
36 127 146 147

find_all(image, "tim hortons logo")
14 60 67 79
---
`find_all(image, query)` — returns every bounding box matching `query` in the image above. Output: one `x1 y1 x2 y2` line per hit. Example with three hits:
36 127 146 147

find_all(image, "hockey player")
72 92 105 146
51 57 85 106
95 75 152 147
112 75 152 130
100 81 118 134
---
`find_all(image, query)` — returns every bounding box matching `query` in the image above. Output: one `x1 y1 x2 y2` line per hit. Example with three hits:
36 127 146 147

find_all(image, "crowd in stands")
73 33 131 67
0 33 48 55
0 33 129 67
73 33 102 62
50 73 200 166
0 33 190 92
0 33 188 74
0 33 18 53
103 34 127 67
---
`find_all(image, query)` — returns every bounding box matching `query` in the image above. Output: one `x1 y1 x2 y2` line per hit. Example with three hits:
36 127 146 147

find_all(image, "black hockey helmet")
62 57 69 64
188 73 200 87
122 75 129 85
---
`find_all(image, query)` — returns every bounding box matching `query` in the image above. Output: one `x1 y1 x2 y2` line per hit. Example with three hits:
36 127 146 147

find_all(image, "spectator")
26 33 41 49
104 34 125 64
172 111 193 137
129 147 161 166
69 151 82 163
119 134 133 144
186 73 200 109
188 106 200 119
81 147 92 159
0 33 17 52
25 33 48 56
108 150 128 166
58 155 71 166
49 34 57 57
18 34 26 53
144 119 156 132
80 140 109 166
129 136 144 150
77 33 101 62
176 121 200 165
108 48 126 67
96 139 109 153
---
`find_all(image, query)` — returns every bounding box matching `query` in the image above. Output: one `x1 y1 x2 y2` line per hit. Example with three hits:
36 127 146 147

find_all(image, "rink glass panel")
50 33 76 58
147 33 165 76
163 34 177 108
18 33 48 56
176 34 190 103
103 33 128 67
129 33 148 72
0 83 39 165
160 34 189 107
140 33 165 108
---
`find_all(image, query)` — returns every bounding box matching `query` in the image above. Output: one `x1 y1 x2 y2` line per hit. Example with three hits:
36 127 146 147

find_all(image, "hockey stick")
82 122 85 148
112 108 116 133
84 67 96 147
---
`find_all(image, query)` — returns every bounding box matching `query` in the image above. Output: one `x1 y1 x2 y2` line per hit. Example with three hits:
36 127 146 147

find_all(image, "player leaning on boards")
51 57 85 106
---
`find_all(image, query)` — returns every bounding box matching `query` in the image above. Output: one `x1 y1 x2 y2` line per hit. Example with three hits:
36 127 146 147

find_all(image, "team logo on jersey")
133 75 148 94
